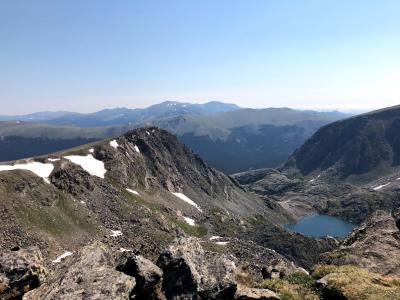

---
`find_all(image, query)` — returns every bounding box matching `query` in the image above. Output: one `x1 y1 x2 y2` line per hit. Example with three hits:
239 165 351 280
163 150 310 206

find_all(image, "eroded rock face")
23 243 135 300
322 209 400 276
157 237 237 299
116 252 163 299
0 247 45 300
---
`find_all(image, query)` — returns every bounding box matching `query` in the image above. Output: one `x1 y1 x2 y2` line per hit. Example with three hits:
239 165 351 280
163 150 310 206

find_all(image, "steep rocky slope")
284 105 400 183
0 127 285 256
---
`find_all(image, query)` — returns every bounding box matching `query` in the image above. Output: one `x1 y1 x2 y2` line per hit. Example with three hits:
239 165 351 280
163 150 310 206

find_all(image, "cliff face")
284 105 400 183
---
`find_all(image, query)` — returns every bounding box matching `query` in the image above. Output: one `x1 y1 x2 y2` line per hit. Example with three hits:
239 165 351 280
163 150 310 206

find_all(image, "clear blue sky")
1 0 400 114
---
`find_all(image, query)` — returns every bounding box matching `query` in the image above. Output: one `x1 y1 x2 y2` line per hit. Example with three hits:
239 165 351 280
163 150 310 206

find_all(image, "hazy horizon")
1 1 400 114
0 99 377 116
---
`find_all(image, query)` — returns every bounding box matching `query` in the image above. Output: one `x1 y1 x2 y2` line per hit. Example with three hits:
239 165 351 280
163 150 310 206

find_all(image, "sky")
1 0 400 114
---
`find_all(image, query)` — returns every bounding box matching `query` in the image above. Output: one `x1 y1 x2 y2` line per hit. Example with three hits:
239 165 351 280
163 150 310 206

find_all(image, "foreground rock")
322 209 400 276
0 247 45 300
23 243 135 300
157 237 238 299
234 286 280 300
116 252 163 299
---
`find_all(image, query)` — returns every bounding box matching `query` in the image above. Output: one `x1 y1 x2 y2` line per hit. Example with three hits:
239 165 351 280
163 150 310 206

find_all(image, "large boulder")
322 209 400 276
157 237 237 299
234 286 280 300
0 247 45 300
23 243 135 300
116 252 163 299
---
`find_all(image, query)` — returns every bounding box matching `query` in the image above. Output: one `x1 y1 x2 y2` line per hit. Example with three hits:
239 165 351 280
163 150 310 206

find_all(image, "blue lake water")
285 214 357 238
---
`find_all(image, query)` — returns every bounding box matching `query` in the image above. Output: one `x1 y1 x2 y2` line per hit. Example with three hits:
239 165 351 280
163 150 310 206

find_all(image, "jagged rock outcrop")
157 237 238 299
116 252 163 299
0 247 45 300
322 209 400 276
221 238 304 283
23 243 136 300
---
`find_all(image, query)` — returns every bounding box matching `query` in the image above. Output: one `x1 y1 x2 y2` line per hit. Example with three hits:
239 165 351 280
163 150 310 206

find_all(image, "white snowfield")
52 251 73 263
183 216 196 226
373 182 391 190
126 188 139 195
209 236 222 241
64 154 106 178
111 230 123 237
172 192 203 212
119 248 133 252
48 158 60 162
89 148 94 153
0 162 54 183
215 241 229 246
109 140 119 149
134 145 140 153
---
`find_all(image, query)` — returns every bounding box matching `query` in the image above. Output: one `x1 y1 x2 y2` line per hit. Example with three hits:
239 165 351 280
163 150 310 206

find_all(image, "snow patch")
215 241 229 246
146 131 150 136
64 154 106 178
126 188 139 195
109 140 119 149
373 183 391 191
134 145 140 153
209 236 221 241
309 174 321 183
52 251 73 263
48 158 60 162
119 248 133 252
111 230 123 237
172 192 202 212
183 216 195 226
0 162 54 183
88 148 94 153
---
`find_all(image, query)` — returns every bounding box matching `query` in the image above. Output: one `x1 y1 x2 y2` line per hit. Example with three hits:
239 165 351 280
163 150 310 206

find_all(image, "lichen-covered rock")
23 243 135 300
0 247 45 300
157 237 237 299
234 286 280 300
116 252 163 299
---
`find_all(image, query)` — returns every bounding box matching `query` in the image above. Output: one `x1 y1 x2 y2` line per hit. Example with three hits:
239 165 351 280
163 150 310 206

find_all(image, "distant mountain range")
0 101 350 173
0 101 240 127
